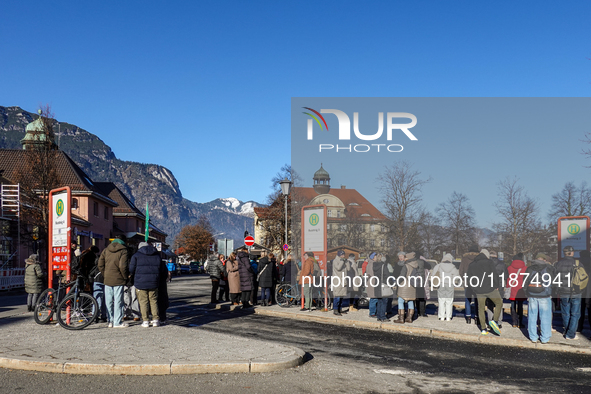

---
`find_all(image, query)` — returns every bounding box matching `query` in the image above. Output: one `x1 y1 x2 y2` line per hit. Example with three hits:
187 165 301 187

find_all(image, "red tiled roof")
0 149 117 206
294 187 386 220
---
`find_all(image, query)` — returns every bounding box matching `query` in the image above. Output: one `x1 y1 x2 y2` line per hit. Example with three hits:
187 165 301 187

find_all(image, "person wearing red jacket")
506 253 527 328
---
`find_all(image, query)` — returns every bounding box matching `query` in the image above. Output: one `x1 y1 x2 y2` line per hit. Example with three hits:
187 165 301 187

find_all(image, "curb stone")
253 308 590 355
0 348 304 375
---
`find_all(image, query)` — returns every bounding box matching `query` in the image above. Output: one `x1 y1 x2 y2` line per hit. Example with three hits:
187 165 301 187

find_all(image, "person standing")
218 254 230 302
554 245 583 340
226 252 241 305
332 250 351 316
24 254 44 312
280 254 294 284
258 252 274 306
523 253 555 343
431 253 459 321
488 250 508 325
86 246 106 323
270 253 278 305
347 253 360 311
299 252 315 312
206 253 225 304
467 249 502 335
577 250 591 335
98 235 130 328
237 247 254 308
129 242 166 327
166 260 175 282
507 253 527 328
365 252 379 318
459 245 480 324
394 252 419 324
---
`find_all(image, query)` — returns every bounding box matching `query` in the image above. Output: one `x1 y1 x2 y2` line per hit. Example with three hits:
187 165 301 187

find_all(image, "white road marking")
374 369 421 375
576 367 591 372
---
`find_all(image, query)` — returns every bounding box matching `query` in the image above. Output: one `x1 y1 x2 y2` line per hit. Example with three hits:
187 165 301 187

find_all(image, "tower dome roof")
313 164 330 180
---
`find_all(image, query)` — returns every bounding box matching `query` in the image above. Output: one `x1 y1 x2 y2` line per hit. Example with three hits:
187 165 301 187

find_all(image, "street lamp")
279 177 292 261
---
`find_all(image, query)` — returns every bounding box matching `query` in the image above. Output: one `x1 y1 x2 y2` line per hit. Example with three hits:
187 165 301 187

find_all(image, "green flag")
145 202 149 242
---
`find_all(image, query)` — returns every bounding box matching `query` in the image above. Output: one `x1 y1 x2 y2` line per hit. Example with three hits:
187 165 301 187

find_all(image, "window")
104 206 108 220
93 202 99 216
72 198 78 209
327 210 332 218
336 210 341 218
370 224 375 232
340 224 347 232
380 239 385 247
327 223 330 230
371 239 375 247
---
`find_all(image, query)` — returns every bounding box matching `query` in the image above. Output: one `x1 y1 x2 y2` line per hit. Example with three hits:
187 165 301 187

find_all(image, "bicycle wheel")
275 284 290 307
56 293 98 330
34 288 56 325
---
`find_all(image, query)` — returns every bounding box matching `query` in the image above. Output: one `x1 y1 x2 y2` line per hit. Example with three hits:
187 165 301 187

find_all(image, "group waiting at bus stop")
23 233 590 344
295 244 589 343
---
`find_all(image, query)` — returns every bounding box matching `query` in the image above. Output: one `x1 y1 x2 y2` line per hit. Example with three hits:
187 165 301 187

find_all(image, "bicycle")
34 276 99 330
275 282 325 309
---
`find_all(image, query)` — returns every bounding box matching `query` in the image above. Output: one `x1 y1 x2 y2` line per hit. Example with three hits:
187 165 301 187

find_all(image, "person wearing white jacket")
431 253 459 321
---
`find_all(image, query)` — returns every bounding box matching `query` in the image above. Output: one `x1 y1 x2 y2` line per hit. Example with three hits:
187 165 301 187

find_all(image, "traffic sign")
282 244 289 251
244 235 255 246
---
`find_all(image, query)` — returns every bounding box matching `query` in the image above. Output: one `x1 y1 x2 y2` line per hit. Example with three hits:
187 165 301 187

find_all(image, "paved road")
1 275 591 393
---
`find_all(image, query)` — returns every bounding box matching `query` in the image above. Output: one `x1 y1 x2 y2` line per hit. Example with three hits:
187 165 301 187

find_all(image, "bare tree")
257 164 305 257
436 191 477 257
548 181 591 223
174 215 214 262
377 161 431 253
13 105 60 257
493 177 545 256
417 211 446 260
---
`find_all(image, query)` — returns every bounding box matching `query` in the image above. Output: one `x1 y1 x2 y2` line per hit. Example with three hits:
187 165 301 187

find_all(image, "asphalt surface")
1 275 591 393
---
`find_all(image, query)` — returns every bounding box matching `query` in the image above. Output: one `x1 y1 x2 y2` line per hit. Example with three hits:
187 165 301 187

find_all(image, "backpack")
572 260 589 294
526 266 551 295
313 260 321 277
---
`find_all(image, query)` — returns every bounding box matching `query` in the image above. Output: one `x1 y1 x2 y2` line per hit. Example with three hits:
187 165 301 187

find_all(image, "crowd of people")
205 248 294 309
23 238 590 344
293 245 590 343
25 234 170 328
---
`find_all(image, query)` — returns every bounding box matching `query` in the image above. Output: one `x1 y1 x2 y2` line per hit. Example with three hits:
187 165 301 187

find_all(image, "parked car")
179 264 191 275
189 261 201 274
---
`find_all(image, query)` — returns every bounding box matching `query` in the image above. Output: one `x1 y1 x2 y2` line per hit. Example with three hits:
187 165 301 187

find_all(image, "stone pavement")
0 308 303 375
243 301 591 355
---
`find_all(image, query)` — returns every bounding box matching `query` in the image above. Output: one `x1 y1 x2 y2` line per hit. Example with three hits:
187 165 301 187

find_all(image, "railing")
0 268 25 290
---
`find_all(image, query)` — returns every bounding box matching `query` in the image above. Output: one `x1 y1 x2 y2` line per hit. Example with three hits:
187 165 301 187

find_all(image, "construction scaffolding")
1 184 20 270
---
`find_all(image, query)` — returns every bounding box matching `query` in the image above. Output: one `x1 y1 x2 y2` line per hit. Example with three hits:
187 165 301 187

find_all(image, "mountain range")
0 106 256 246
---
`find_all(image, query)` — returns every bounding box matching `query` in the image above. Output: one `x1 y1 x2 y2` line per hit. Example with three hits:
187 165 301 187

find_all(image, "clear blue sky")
1 1 590 223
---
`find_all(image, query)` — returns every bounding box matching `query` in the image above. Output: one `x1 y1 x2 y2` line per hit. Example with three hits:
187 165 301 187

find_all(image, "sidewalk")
0 310 304 375
242 302 591 355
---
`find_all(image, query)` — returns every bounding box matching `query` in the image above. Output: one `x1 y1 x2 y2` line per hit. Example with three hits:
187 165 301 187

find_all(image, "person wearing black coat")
258 252 276 306
129 242 167 327
280 254 294 284
467 249 503 334
578 250 591 334
237 248 254 308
